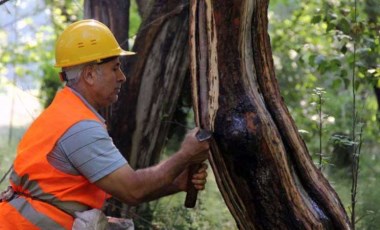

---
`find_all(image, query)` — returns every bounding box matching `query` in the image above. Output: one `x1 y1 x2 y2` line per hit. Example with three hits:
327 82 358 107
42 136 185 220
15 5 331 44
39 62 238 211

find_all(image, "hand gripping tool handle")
184 129 212 208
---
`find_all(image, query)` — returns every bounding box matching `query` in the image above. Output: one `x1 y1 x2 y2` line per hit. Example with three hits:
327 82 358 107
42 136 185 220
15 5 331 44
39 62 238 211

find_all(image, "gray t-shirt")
47 88 127 183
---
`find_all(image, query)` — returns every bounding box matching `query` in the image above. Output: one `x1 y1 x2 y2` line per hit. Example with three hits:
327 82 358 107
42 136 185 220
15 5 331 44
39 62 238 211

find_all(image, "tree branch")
0 165 12 185
0 0 12 6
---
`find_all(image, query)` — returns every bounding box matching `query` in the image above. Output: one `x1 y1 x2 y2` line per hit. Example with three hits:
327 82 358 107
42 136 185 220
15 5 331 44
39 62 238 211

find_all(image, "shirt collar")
66 87 106 124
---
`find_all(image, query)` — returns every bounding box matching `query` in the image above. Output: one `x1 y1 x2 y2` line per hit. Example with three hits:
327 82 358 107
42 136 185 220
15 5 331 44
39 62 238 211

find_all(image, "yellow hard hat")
55 19 135 68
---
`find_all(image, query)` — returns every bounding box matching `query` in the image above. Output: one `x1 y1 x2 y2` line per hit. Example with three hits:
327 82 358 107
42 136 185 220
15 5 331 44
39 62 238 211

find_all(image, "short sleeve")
58 120 127 183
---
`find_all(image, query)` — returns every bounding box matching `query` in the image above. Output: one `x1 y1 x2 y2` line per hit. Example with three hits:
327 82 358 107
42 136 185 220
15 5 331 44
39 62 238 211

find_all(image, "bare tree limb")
0 0 12 6
0 165 12 185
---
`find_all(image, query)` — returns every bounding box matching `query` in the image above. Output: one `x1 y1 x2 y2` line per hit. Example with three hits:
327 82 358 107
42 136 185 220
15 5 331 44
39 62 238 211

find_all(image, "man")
0 19 209 229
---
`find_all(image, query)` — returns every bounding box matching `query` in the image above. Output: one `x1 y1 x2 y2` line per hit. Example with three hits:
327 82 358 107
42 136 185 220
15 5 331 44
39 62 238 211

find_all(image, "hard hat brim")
55 50 136 68
120 50 136 56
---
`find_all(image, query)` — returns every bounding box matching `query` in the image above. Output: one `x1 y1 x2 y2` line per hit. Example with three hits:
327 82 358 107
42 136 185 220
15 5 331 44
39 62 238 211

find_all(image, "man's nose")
119 71 126 83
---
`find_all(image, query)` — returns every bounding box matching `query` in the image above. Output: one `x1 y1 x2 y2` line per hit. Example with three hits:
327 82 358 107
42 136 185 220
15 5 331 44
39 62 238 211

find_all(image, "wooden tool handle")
184 129 212 208
184 164 200 208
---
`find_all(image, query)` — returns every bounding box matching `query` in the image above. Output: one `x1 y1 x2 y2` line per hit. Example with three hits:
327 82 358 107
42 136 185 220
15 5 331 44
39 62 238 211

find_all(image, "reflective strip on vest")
9 196 65 229
10 169 89 216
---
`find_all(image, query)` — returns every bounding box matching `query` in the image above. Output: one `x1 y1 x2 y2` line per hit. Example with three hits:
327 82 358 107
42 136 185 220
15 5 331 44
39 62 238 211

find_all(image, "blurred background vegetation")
0 0 379 229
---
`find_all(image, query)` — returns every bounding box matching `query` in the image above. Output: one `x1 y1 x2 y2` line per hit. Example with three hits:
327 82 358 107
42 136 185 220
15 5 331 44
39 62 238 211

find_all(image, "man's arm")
94 129 209 205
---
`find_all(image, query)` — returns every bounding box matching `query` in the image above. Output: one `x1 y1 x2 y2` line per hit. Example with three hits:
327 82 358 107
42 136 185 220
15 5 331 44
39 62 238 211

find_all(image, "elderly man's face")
91 57 126 109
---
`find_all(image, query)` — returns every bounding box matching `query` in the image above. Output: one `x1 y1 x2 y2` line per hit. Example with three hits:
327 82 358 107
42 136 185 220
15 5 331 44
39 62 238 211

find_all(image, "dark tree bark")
135 0 154 21
189 0 351 229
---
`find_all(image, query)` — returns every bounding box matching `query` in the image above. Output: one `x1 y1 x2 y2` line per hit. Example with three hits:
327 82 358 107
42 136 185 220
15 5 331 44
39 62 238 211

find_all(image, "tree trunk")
135 0 154 21
189 0 352 229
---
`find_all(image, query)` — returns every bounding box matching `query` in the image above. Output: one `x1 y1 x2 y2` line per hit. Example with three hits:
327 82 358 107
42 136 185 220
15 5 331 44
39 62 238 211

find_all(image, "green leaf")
337 17 351 34
326 21 336 32
330 58 342 70
311 14 322 24
332 78 342 89
308 54 317 65
340 69 348 79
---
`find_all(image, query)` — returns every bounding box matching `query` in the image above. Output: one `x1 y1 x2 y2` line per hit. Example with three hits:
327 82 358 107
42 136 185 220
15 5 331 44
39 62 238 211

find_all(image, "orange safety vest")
0 87 109 230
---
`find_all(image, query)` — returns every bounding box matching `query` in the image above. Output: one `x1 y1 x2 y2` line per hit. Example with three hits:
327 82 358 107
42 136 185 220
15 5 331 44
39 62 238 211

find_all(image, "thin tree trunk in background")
135 0 154 21
190 0 352 229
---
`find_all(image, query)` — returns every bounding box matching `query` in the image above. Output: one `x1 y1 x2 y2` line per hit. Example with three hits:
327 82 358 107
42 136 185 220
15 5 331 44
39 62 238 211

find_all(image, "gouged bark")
190 1 253 228
190 0 351 229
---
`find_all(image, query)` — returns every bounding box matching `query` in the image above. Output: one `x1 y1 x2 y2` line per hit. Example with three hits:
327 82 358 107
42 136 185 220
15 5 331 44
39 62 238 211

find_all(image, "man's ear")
82 65 96 85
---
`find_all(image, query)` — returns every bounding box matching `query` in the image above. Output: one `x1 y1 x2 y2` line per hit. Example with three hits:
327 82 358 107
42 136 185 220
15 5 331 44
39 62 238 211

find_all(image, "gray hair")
63 63 102 87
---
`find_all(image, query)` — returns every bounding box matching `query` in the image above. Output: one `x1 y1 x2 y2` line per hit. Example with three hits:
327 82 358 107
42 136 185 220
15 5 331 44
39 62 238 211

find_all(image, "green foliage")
130 0 142 38
0 126 27 191
39 61 62 108
38 0 84 107
270 0 379 149
270 0 379 228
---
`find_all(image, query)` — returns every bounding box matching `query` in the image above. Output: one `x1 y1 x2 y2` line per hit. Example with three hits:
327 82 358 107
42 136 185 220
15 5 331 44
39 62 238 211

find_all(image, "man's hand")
180 128 210 164
190 163 208 191
174 163 208 191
